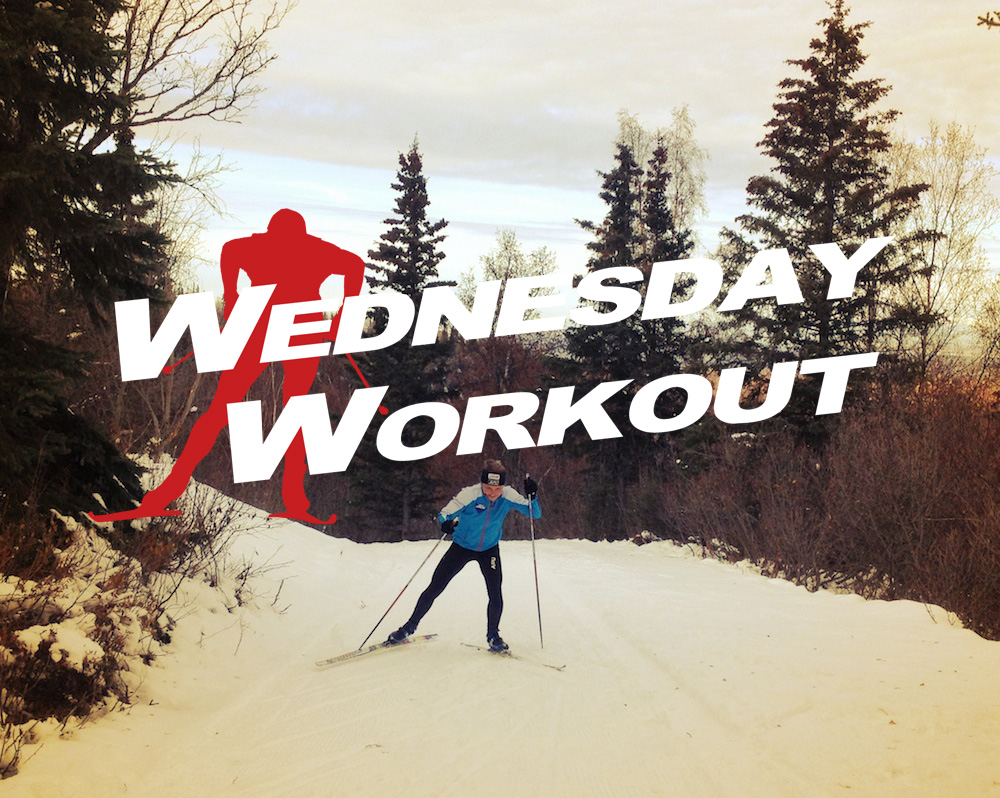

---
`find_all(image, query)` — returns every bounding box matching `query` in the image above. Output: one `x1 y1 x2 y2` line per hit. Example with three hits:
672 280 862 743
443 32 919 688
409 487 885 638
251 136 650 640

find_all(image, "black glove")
524 475 538 499
441 517 458 537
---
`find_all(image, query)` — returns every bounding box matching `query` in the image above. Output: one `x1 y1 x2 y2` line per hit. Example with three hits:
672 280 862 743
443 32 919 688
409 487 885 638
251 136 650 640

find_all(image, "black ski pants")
407 542 503 637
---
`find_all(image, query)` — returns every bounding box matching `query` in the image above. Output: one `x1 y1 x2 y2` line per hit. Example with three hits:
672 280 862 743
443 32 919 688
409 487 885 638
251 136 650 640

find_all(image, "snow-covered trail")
7 518 1000 797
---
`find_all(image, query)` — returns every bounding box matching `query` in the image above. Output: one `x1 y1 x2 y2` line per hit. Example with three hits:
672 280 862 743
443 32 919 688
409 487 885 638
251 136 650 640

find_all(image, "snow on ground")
6 504 1000 797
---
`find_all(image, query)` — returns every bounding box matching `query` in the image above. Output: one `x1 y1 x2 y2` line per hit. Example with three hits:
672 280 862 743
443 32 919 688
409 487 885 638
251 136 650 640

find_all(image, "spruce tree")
562 139 697 538
719 0 925 373
642 136 696 378
569 143 643 384
349 141 454 539
0 0 173 517
367 141 450 296
0 0 170 317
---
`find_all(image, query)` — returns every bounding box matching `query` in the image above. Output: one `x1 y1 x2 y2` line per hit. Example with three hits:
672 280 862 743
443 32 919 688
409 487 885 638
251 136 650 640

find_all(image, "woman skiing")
386 459 541 652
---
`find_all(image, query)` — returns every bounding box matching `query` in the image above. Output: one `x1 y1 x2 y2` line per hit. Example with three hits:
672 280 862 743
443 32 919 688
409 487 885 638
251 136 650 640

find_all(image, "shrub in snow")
0 481 260 778
0 517 166 777
656 379 1000 639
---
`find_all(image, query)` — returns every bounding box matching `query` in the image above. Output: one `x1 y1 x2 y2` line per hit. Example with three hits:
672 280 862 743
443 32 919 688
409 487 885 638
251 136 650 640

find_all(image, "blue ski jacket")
437 484 541 552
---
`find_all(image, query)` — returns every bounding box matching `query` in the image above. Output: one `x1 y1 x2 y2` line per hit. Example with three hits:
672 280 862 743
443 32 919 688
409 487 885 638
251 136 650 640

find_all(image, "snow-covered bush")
0 516 162 777
631 530 662 546
0 481 259 778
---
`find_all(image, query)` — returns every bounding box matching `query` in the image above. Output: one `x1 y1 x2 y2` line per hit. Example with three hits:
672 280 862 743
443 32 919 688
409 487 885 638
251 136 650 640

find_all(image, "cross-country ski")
461 642 566 671
315 633 438 668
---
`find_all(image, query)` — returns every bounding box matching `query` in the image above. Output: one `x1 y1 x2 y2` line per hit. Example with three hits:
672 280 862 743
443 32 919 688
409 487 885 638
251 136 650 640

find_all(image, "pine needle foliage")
349 141 454 538
719 0 926 368
0 0 174 518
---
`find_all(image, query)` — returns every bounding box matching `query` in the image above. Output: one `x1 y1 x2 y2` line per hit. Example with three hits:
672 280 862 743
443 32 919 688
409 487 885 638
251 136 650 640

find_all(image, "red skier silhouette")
92 209 366 524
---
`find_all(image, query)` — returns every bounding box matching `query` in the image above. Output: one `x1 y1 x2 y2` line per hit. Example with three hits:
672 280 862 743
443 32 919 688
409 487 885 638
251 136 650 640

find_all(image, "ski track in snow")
6 513 1000 797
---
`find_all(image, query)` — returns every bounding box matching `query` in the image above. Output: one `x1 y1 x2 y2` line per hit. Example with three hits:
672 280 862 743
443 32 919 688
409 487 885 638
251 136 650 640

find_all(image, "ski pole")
527 473 544 649
162 350 194 374
357 529 446 650
344 352 388 416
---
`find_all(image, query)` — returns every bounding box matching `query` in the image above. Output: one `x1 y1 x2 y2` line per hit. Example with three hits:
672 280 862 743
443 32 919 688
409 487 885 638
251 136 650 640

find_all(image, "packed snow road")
7 517 1000 797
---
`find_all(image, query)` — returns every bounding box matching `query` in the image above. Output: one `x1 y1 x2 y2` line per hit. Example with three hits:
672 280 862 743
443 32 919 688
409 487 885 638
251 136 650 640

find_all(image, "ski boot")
386 624 415 645
487 634 509 653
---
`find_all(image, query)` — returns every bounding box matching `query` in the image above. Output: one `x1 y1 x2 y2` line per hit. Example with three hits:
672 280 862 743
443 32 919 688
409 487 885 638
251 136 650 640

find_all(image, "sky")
170 0 1000 293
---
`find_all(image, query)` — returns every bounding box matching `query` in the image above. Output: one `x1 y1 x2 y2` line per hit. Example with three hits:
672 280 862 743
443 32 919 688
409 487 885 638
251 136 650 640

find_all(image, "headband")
481 470 506 486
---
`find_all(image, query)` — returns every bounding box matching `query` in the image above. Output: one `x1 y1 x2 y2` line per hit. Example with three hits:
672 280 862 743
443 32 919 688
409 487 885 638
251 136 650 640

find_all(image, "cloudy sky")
175 0 1000 291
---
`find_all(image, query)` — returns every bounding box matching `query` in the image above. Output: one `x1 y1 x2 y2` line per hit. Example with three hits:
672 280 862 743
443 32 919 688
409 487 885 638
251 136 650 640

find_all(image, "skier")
91 209 365 524
386 459 540 652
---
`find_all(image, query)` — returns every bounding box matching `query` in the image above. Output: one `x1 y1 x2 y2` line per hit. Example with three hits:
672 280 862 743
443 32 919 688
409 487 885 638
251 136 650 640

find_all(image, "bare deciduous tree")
885 121 1000 376
615 105 708 242
81 0 292 152
67 0 291 457
457 227 557 340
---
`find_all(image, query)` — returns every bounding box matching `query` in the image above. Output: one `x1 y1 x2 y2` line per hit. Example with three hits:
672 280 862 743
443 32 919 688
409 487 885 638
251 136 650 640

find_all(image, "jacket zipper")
478 500 493 551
